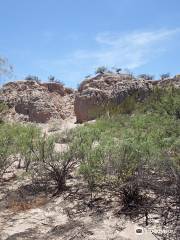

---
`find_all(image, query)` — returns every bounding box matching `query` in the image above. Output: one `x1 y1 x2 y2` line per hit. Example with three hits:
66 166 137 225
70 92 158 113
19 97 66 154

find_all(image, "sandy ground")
0 174 157 240
39 117 78 134
0 118 164 240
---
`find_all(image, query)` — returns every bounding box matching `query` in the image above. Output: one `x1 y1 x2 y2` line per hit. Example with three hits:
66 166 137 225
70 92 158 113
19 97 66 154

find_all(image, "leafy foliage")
160 73 170 80
0 102 8 113
48 75 64 85
0 122 75 193
121 183 143 208
0 85 179 236
95 66 108 75
25 75 40 83
0 123 40 177
138 74 154 80
30 135 76 193
68 87 180 203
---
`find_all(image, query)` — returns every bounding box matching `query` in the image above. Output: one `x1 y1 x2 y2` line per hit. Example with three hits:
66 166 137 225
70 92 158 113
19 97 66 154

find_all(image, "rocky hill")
0 80 75 123
0 75 180 124
0 74 180 240
75 74 180 123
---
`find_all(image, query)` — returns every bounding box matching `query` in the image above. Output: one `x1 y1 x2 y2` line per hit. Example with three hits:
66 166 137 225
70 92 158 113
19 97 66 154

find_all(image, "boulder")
75 73 153 123
0 80 75 123
74 73 180 123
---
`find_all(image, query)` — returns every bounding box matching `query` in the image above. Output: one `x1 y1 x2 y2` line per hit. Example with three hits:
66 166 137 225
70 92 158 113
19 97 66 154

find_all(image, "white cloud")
73 28 180 69
37 28 180 86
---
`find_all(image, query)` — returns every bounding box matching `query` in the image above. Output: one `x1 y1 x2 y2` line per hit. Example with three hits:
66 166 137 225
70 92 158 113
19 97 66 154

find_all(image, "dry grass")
7 196 47 212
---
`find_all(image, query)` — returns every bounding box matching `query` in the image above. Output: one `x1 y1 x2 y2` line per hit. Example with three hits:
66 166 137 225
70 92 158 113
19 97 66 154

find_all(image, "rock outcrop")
74 74 152 123
74 73 180 123
1 74 179 124
157 76 180 88
0 80 75 123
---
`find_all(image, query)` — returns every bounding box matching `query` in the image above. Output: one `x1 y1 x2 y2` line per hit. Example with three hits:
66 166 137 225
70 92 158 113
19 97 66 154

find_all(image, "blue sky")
0 0 180 87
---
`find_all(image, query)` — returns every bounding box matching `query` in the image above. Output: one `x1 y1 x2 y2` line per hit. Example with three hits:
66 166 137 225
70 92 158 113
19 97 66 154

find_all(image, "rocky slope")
1 75 180 124
0 80 75 123
75 74 180 123
75 74 152 123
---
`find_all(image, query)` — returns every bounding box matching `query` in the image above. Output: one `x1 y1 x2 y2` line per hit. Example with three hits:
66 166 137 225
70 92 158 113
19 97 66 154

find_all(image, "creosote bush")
138 73 154 80
0 102 8 113
0 123 41 178
0 102 9 123
95 66 108 75
0 122 75 194
30 135 76 194
67 87 180 213
121 183 143 208
25 75 40 82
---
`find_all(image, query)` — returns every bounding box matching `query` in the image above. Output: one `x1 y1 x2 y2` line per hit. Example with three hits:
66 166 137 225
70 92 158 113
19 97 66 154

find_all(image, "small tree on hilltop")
25 75 40 82
95 66 108 75
84 75 91 79
48 75 55 82
138 74 154 80
48 75 64 86
160 73 170 80
115 68 122 74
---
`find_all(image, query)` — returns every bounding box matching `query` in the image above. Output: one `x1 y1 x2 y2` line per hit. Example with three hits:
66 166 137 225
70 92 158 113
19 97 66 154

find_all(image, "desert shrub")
48 75 64 86
84 75 91 79
25 75 40 83
160 73 170 80
68 86 180 205
102 139 140 182
0 102 9 123
15 124 41 171
0 132 14 177
48 75 56 82
0 122 76 192
71 117 138 189
30 135 76 194
121 183 143 208
0 124 19 177
116 95 137 114
139 87 180 119
69 114 178 230
0 102 8 113
113 67 122 74
138 74 154 80
95 66 108 75
63 126 104 200
0 123 41 177
79 148 104 202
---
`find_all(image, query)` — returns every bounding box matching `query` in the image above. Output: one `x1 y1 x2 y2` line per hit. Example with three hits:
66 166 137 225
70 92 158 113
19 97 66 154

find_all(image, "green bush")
139 87 180 118
68 87 180 198
121 183 143 208
0 102 9 123
0 102 8 113
95 66 108 75
31 135 76 194
0 123 40 177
